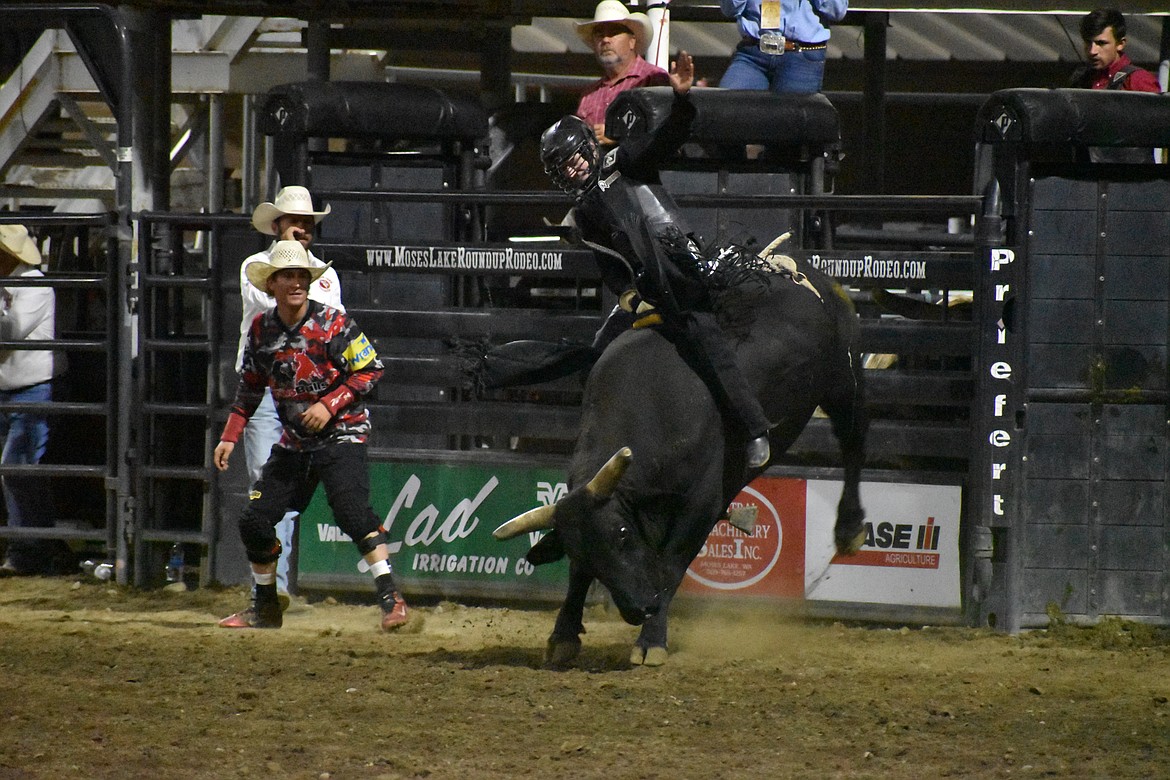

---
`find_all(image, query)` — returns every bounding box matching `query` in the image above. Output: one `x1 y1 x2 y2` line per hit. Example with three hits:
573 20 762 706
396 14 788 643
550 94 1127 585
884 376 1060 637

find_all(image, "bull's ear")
585 447 633 499
525 529 565 566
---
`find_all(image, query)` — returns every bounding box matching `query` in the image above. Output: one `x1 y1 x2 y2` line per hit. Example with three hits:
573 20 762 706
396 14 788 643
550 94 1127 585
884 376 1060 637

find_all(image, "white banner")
804 480 962 608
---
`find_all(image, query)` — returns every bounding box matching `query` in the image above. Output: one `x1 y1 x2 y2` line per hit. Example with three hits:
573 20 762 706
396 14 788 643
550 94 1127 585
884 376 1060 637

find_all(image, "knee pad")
239 509 282 564
355 530 386 556
245 539 282 565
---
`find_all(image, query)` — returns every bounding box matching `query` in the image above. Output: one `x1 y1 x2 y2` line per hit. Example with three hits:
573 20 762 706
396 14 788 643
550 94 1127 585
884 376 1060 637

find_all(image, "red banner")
680 477 806 598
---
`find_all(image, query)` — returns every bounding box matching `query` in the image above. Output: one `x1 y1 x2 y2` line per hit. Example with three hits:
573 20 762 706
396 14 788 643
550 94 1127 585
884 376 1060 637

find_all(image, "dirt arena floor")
1 576 1169 779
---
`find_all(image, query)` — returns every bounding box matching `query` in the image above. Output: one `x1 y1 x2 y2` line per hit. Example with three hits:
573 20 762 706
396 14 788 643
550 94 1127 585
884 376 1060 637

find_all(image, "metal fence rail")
131 212 265 587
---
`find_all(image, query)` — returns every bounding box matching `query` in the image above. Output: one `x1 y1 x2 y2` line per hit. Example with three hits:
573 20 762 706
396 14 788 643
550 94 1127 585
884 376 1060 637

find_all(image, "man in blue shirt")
719 0 848 94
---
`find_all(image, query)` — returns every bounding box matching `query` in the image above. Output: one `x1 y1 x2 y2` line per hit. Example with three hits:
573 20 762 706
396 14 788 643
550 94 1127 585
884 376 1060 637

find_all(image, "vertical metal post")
645 2 671 71
125 7 170 586
305 19 330 81
1160 17 1169 92
862 12 887 195
204 91 225 587
970 165 1025 634
107 8 136 587
241 94 259 213
207 92 224 213
202 219 223 588
306 20 329 157
480 23 512 114
1160 18 1169 163
265 135 278 199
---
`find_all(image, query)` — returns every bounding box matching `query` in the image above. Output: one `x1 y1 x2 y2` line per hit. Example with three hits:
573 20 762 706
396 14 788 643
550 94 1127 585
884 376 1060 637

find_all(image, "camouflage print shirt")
222 301 383 451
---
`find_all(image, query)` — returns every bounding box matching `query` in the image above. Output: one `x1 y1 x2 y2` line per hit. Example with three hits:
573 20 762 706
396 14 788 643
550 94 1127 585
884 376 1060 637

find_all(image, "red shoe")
379 592 409 631
218 603 282 629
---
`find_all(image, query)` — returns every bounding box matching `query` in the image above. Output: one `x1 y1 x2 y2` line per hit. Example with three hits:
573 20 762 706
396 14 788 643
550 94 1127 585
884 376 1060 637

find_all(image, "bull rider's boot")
219 582 283 629
747 435 771 469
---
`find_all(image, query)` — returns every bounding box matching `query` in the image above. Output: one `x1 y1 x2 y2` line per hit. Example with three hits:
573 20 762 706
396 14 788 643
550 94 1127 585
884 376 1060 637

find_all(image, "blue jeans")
719 42 826 94
1 381 53 571
244 388 296 593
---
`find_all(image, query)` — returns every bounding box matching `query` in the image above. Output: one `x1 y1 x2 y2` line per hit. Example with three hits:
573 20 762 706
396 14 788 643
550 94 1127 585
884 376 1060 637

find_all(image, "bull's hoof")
545 637 581 668
630 645 668 667
835 526 866 557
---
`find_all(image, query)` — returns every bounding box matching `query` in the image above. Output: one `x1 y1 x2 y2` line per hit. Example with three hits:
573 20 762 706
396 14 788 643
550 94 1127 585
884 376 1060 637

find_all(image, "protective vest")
572 94 708 316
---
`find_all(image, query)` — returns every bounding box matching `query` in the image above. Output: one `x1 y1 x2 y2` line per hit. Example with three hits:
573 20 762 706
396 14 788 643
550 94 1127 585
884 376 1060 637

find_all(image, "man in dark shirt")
542 51 773 470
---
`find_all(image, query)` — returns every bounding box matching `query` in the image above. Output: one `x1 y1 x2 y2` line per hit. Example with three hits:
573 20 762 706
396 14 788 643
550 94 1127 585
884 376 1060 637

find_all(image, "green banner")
297 461 570 601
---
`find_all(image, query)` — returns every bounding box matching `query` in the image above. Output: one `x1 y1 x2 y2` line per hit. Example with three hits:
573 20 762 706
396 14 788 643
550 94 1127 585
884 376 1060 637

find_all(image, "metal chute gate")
0 213 118 576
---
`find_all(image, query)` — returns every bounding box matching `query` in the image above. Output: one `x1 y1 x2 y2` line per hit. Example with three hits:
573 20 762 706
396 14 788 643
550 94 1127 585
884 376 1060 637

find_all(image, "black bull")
493 265 867 666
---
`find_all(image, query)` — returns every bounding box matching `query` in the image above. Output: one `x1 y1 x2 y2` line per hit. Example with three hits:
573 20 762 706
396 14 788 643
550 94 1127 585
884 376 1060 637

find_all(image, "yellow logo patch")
343 332 377 370
249 489 262 501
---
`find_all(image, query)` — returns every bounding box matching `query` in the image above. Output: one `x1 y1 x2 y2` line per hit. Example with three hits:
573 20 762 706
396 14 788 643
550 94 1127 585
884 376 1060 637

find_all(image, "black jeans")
237 442 380 564
671 310 772 440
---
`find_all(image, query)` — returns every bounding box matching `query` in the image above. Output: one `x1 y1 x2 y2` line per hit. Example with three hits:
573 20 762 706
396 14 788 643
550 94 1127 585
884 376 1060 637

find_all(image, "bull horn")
493 504 556 540
585 447 633 499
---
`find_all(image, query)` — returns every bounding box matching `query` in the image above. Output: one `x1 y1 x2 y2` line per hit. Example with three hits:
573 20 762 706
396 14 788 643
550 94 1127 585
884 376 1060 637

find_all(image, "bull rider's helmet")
540 115 600 197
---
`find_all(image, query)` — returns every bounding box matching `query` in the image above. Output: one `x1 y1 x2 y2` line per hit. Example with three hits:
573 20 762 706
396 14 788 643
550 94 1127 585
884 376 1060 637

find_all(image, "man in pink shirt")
576 0 670 145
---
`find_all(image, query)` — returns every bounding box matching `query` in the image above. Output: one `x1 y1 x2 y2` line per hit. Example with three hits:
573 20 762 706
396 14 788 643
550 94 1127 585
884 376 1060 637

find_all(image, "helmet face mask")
540 116 600 196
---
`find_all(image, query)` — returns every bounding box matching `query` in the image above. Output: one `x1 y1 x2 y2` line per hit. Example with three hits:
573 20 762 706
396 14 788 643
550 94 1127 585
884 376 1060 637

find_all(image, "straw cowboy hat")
245 240 331 292
0 224 42 266
576 0 653 55
251 185 331 235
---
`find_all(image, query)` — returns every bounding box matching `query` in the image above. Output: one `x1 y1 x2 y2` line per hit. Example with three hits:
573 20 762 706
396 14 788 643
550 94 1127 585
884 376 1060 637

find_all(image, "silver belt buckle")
759 30 785 55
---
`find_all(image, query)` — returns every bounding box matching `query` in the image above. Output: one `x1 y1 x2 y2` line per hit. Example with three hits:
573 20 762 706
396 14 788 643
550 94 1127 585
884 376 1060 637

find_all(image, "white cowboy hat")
576 0 653 55
251 185 331 235
245 240 331 292
0 224 42 265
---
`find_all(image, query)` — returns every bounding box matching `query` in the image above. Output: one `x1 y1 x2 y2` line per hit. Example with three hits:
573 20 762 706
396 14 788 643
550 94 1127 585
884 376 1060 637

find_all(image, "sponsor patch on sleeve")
343 332 377 370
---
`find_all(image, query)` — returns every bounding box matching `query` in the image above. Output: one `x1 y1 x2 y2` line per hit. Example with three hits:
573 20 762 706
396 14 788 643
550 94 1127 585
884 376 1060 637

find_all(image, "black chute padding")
606 87 840 147
976 88 1170 149
526 529 566 566
258 81 488 142
455 338 600 393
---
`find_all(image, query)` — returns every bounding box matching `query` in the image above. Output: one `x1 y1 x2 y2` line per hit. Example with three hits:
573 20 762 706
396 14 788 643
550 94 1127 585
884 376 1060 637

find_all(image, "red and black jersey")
222 301 383 450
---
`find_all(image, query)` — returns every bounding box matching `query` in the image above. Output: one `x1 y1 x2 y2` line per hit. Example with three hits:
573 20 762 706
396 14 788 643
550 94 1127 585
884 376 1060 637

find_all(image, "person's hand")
670 51 694 94
593 123 614 145
300 401 332 433
213 440 234 472
280 224 306 243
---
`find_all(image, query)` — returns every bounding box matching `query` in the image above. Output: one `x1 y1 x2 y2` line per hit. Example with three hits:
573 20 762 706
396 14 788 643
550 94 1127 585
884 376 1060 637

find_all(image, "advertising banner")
299 462 962 611
297 461 571 601
678 477 807 598
804 480 963 608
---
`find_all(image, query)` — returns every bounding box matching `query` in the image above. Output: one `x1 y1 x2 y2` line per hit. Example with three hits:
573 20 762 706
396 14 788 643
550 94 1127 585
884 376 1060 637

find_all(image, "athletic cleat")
379 591 409 631
218 603 282 629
